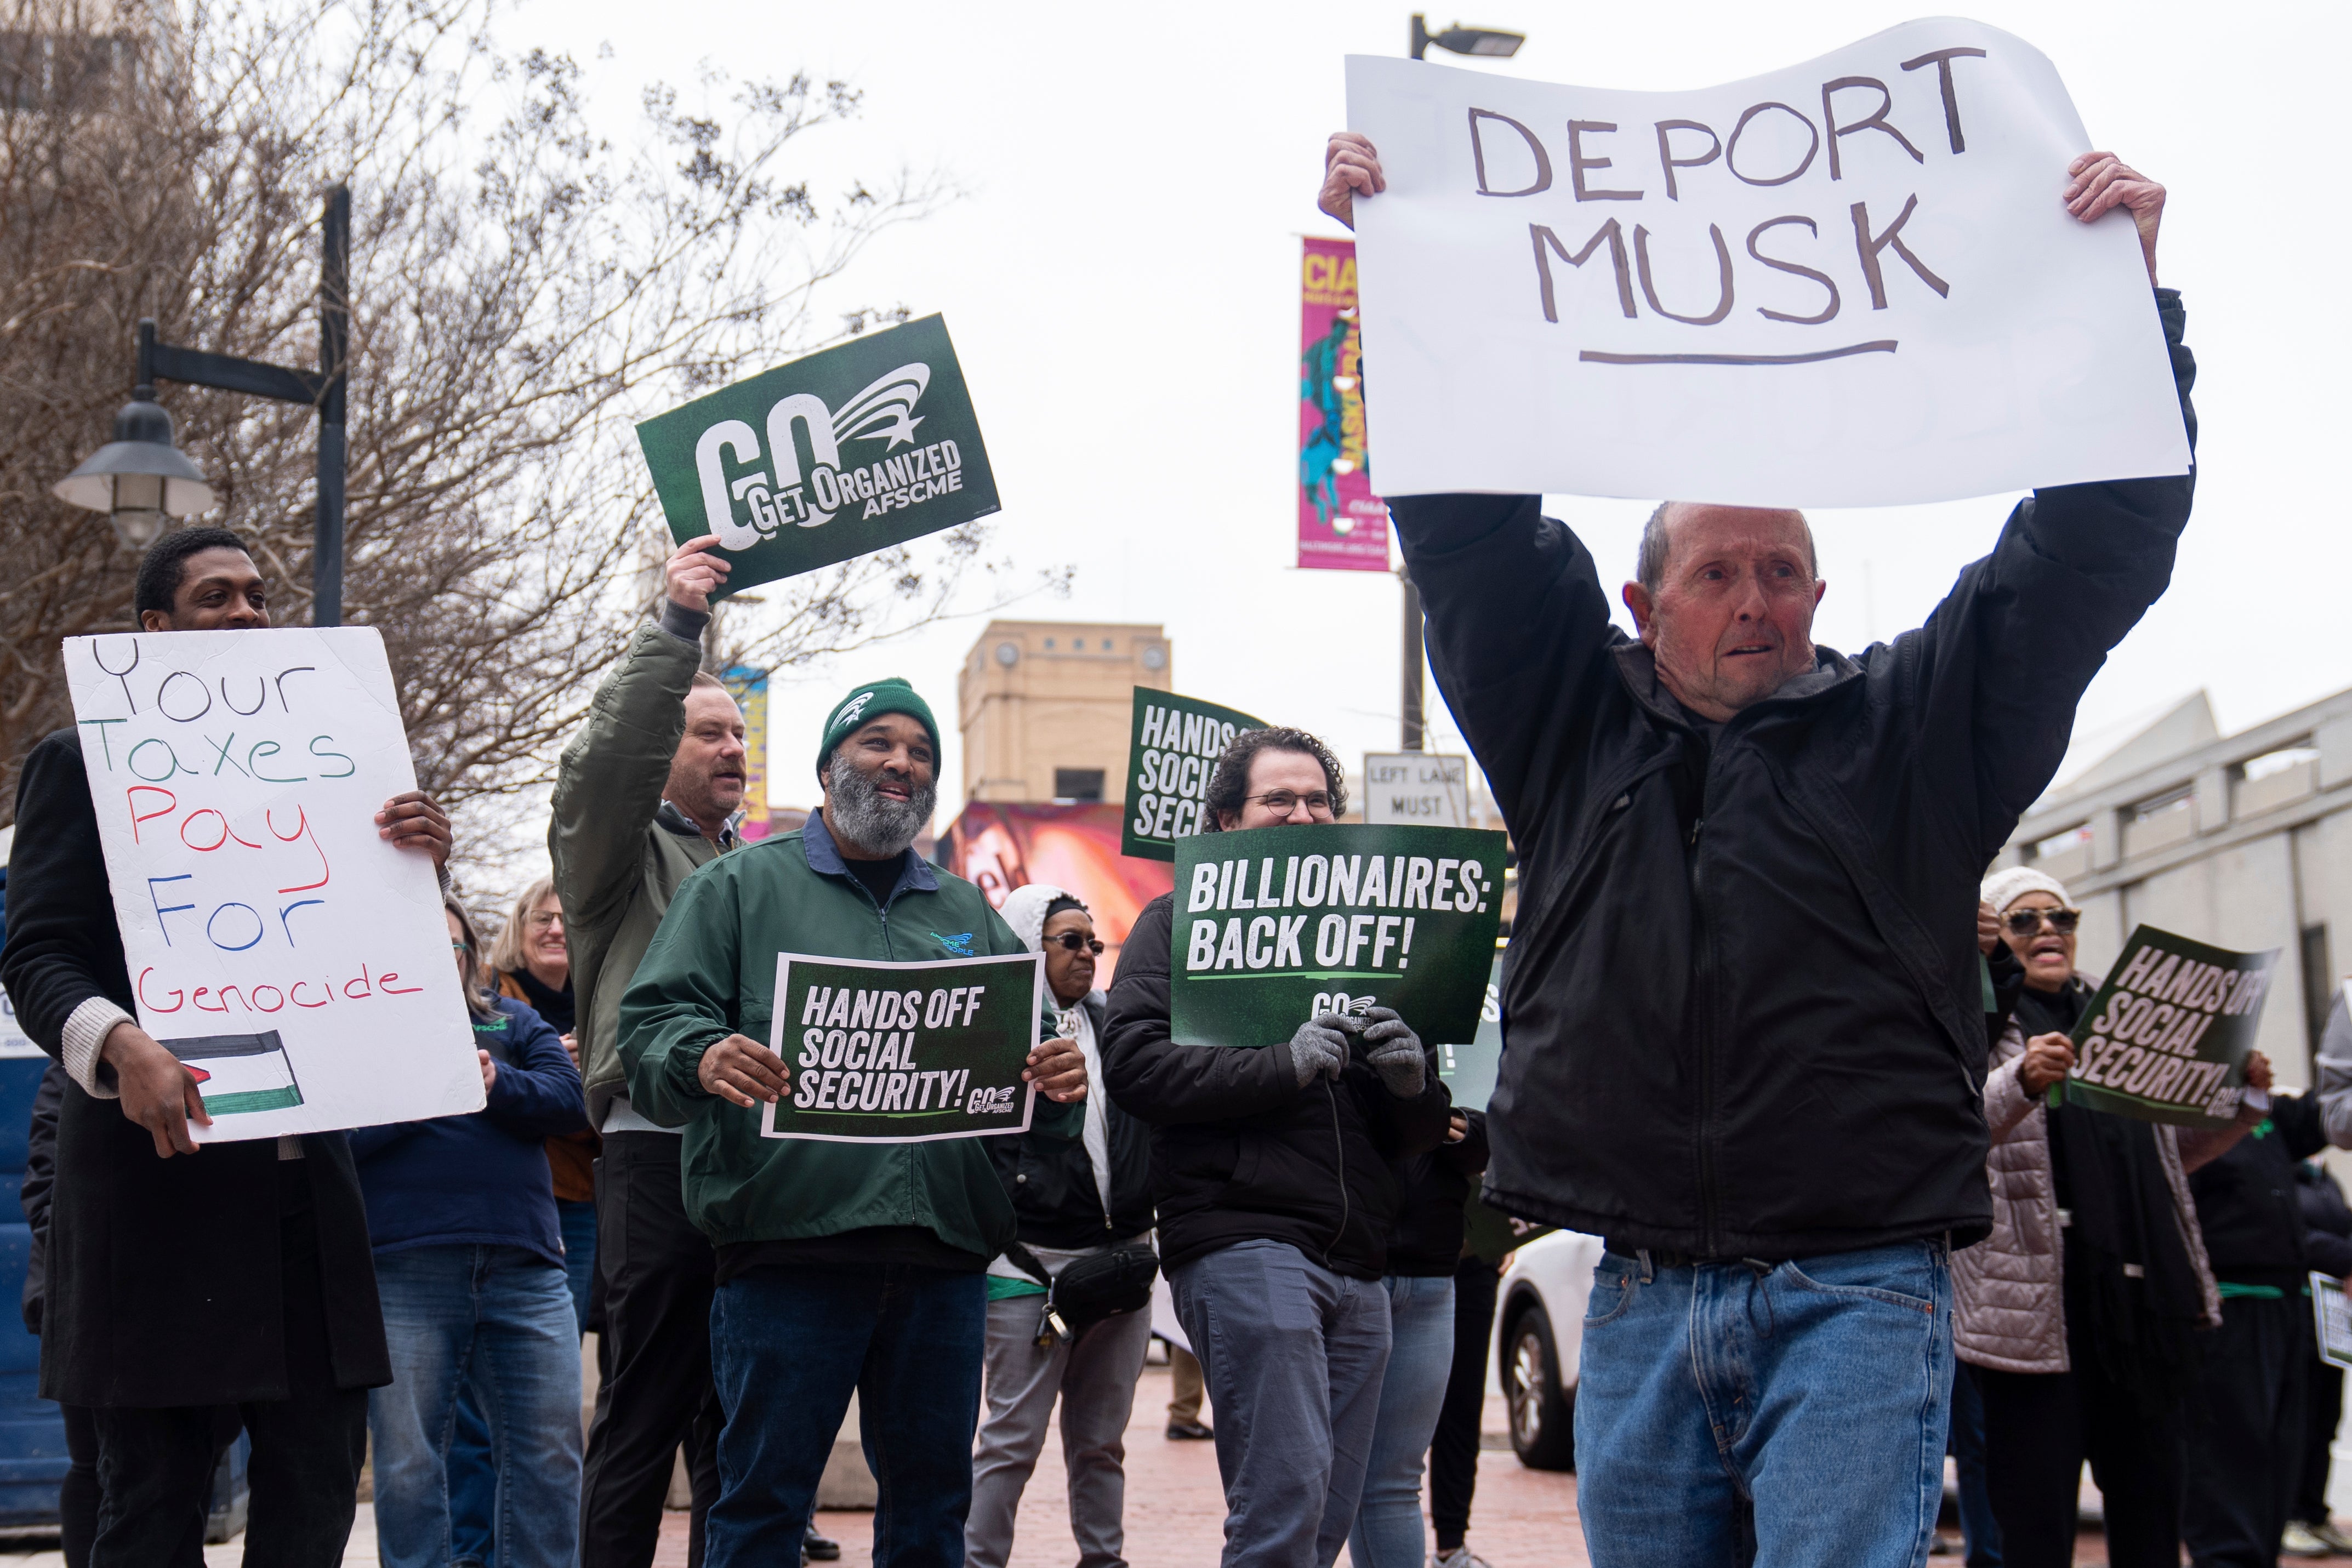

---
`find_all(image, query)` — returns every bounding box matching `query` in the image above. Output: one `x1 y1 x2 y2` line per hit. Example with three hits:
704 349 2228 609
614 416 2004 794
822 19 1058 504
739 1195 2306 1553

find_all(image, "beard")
825 754 936 858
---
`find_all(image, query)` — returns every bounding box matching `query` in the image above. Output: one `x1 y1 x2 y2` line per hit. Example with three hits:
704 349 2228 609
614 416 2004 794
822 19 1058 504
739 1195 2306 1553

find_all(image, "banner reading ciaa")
1299 237 1389 571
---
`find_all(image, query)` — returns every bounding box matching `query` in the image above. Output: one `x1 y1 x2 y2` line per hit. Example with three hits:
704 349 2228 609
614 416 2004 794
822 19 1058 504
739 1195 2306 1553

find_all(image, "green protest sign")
635 315 1000 600
1170 824 1506 1048
2056 925 2280 1128
1121 688 1266 862
760 951 1043 1143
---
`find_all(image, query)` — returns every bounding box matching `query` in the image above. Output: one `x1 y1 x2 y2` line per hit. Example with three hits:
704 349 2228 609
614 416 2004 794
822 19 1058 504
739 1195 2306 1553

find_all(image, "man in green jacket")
549 534 745 1568
620 680 1089 1568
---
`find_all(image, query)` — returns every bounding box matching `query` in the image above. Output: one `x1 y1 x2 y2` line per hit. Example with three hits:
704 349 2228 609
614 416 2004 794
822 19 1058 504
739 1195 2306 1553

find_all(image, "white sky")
517 0 2351 826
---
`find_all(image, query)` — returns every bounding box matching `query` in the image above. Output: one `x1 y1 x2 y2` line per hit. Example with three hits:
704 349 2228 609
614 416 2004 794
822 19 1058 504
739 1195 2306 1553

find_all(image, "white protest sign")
1363 752 1470 828
64 627 485 1142
1346 19 2191 508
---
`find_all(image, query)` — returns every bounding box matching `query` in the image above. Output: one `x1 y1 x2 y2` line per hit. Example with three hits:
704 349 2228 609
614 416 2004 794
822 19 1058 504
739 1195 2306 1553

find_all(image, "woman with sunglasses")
1956 868 2268 1568
967 885 1156 1568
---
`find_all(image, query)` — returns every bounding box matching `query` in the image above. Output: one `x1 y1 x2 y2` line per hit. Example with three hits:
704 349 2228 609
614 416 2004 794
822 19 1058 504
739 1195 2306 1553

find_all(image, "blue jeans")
1169 1239 1393 1568
1574 1240 1952 1568
367 1245 584 1568
707 1263 987 1568
1347 1274 1457 1568
558 1197 598 1333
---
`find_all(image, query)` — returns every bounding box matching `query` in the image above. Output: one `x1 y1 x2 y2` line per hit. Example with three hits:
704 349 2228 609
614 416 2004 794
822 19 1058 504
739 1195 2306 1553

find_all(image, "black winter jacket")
2296 1156 2352 1282
1385 1109 1490 1277
1103 892 1454 1280
990 993 1155 1248
1390 289 2197 1261
2191 1091 2330 1293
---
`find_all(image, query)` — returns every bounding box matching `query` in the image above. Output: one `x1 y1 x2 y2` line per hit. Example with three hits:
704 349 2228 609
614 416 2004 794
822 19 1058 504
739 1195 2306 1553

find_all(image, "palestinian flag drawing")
166 1031 304 1116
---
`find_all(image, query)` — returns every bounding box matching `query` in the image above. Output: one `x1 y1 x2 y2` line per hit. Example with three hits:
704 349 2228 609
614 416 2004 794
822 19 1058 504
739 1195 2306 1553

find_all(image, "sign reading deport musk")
635 315 1001 598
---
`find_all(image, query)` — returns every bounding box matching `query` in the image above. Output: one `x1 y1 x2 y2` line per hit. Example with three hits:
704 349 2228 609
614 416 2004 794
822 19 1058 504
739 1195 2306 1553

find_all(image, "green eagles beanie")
815 677 941 781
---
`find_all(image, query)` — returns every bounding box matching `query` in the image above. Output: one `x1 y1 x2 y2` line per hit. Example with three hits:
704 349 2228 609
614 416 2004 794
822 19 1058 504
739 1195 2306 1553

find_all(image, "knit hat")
1980 866 2072 915
815 677 941 782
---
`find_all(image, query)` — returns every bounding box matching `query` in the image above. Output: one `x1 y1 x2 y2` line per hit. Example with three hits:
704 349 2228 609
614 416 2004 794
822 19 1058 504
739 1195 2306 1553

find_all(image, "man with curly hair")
1102 726 1454 1568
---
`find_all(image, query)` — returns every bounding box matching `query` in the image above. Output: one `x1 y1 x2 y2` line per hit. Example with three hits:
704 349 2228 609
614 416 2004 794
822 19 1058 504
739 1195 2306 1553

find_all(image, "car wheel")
1501 1303 1577 1471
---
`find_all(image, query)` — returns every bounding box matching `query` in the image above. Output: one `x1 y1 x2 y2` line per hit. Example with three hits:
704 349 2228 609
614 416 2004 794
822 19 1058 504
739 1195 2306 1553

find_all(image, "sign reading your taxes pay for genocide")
63 627 486 1143
1346 18 2191 508
636 313 1001 598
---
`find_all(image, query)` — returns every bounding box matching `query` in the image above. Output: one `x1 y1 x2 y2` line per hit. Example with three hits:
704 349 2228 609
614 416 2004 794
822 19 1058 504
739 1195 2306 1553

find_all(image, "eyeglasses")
525 911 563 930
1245 790 1337 817
2004 908 2080 936
1047 933 1105 955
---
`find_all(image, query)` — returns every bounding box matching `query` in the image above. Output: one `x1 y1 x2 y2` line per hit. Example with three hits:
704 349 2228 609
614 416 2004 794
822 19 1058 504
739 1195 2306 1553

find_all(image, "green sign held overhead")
636 315 1000 600
760 951 1044 1143
1121 687 1265 862
1170 823 1506 1050
2057 924 2280 1129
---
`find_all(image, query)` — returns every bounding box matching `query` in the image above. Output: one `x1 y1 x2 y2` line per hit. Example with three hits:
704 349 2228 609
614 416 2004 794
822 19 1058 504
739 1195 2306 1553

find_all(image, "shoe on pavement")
2282 1521 2330 1558
803 1526 841 1562
1166 1419 1214 1440
2314 1521 2352 1554
1432 1549 1493 1568
1926 1535 1958 1556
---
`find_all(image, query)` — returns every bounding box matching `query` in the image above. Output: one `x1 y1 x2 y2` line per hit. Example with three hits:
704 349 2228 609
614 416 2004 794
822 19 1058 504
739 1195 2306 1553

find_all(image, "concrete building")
1992 687 2352 1090
956 619 1171 806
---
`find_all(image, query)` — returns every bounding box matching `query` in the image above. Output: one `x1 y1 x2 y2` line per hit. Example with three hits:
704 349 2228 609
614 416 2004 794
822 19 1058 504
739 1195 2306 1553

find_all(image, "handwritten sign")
1346 19 2190 508
63 628 485 1142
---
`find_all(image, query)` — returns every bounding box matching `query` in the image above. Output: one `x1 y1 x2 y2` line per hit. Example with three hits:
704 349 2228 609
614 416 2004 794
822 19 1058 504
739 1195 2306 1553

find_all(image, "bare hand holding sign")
1331 20 2188 508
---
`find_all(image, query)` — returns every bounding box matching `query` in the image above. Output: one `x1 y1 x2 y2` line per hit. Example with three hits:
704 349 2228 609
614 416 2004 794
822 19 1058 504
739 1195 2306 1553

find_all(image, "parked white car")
1491 1228 1605 1470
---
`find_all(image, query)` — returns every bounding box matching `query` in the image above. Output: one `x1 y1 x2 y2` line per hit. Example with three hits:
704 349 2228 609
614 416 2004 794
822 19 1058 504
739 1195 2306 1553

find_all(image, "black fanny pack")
1005 1240 1158 1345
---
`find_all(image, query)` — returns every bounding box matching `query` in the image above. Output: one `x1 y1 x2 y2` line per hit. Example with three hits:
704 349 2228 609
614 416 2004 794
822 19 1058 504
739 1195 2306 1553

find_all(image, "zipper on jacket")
1689 741 1724 1259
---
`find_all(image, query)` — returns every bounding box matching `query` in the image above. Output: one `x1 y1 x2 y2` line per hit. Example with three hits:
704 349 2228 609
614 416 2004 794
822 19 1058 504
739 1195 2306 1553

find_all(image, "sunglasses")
1047 933 1106 955
2004 908 2080 936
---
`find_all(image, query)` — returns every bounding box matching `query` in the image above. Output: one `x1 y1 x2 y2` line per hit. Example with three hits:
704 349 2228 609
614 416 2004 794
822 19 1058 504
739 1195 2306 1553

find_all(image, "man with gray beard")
617 678 1091 1567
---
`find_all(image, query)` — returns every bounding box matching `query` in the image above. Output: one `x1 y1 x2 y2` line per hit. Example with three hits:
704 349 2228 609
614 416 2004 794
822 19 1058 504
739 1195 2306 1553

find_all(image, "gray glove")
1360 1007 1427 1098
1288 1015 1353 1089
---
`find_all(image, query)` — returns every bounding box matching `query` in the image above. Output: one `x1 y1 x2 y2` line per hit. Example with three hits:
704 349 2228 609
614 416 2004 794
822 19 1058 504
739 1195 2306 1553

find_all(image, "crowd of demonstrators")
617 677 1090 1567
0 528 452 1566
1958 870 2263 1568
1104 727 1454 1568
2286 1154 2352 1556
349 898 590 1568
1346 1105 1487 1568
967 885 1157 1568
487 876 600 1328
552 534 748 1568
1320 128 2192 1566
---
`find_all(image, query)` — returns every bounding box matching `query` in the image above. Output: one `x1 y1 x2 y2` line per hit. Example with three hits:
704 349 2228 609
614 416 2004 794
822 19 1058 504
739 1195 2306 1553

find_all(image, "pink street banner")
1298 237 1390 572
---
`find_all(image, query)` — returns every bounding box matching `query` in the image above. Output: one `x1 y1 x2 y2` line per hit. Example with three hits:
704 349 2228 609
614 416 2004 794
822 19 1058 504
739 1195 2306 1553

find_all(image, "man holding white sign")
1317 43 2193 1568
1 527 457 1567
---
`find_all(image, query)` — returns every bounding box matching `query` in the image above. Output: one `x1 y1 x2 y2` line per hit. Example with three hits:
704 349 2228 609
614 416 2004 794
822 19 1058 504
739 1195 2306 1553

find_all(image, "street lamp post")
1398 18 1523 750
53 185 353 627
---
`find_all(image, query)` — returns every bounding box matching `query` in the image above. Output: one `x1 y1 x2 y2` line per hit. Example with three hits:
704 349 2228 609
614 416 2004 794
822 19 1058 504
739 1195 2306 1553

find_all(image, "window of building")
1053 768 1105 803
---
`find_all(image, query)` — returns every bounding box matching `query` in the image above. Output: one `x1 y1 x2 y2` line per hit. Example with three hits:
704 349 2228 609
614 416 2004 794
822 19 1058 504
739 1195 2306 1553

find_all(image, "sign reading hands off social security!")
1345 19 2191 509
1171 824 1505 1049
63 626 486 1143
636 314 1001 598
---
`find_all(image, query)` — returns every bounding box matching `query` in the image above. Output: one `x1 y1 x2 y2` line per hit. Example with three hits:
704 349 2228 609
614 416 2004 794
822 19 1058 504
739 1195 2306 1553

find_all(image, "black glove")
1288 1015 1353 1088
1359 1007 1427 1098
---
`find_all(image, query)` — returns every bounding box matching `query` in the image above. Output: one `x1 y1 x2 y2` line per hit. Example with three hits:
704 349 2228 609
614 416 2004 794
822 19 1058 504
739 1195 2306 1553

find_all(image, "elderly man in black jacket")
1320 136 2193 1567
1104 726 1453 1568
0 528 451 1567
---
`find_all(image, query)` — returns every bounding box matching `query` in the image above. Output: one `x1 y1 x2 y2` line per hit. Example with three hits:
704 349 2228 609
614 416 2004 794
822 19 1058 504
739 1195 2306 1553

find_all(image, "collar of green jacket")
613 824 1076 1263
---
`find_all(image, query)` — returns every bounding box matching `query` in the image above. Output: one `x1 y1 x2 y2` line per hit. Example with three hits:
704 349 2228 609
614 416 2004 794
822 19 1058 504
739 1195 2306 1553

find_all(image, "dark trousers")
1950 1360 2002 1567
707 1263 987 1567
2295 1357 2342 1526
2185 1295 2310 1568
1428 1257 1499 1554
579 1132 722 1568
60 1401 99 1568
87 1205 367 1568
1975 1355 2184 1568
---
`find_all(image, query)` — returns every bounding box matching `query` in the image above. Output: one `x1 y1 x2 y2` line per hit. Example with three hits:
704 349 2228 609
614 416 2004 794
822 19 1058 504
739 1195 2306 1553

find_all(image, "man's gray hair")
1637 501 1819 594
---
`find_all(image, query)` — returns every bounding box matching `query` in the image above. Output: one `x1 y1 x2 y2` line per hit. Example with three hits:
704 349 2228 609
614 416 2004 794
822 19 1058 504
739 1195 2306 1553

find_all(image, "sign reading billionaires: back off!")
1171 824 1505 1048
636 314 1001 598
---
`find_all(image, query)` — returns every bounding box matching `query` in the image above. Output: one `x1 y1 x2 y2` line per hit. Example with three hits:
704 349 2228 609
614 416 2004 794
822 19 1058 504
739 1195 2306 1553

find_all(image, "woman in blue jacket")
350 896 590 1568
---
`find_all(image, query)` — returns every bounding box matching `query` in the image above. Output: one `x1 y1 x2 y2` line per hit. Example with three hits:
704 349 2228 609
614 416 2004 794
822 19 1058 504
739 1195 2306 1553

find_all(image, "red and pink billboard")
1298 236 1389 572
941 802 1173 986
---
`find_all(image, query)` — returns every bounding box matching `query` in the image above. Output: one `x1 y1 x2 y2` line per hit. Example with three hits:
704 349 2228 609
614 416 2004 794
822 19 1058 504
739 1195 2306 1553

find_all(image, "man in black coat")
1103 726 1453 1568
1319 136 2193 1567
0 528 452 1566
